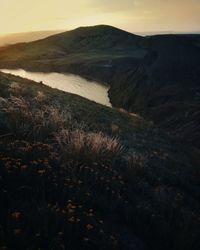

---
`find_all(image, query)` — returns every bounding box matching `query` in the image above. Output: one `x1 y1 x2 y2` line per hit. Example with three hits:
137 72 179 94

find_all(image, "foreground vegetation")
0 72 200 250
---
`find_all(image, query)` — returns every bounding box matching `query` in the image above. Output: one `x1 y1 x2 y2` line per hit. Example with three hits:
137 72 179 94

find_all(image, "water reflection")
0 69 111 107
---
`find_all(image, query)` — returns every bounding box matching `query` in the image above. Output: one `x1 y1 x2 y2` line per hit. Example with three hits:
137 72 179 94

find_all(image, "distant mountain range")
0 24 200 149
1 29 199 47
0 30 64 46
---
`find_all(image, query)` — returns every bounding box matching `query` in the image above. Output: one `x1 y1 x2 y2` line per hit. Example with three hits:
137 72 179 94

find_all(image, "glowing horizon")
1 0 200 35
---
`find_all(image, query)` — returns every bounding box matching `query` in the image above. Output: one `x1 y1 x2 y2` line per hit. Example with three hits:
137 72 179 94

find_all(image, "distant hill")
0 25 144 65
0 25 200 149
0 25 146 84
0 30 63 47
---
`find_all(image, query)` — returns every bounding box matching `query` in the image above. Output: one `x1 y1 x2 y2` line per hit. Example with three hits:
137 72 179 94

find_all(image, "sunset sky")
1 0 200 35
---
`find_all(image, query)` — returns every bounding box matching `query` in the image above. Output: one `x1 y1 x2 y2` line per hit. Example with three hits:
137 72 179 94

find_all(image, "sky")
1 0 200 35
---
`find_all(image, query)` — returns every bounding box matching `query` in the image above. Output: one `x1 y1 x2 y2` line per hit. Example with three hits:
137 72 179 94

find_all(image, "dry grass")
0 90 124 165
9 82 22 95
0 92 71 140
55 129 125 164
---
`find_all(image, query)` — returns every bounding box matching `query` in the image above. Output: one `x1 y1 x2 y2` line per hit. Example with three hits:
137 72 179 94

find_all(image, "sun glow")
1 0 200 35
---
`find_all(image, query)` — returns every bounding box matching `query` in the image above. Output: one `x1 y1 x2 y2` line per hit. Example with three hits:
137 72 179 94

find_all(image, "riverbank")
0 69 111 106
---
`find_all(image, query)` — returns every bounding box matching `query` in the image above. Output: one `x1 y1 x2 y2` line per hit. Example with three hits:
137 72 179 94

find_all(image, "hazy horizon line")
1 24 200 37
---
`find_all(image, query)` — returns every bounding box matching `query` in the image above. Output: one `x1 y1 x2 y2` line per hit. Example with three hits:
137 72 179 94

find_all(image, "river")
0 69 111 107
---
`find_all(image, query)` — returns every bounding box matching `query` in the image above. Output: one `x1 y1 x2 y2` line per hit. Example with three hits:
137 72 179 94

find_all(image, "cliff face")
109 35 200 148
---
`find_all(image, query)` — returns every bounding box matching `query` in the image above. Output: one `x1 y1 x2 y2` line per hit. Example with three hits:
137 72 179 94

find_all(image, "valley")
0 25 200 149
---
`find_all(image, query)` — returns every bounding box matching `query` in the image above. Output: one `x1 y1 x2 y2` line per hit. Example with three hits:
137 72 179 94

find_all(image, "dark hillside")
109 34 200 148
0 72 200 250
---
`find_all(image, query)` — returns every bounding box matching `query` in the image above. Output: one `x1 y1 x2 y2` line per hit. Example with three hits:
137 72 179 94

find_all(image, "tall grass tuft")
55 129 125 164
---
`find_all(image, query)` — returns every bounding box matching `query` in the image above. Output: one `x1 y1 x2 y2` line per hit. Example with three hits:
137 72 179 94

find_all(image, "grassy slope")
0 26 200 150
0 72 200 250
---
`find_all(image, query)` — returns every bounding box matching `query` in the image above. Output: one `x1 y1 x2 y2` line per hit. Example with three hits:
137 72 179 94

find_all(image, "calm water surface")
0 69 111 107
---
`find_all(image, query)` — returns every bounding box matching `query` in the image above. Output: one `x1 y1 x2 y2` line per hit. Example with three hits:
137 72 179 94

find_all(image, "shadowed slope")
0 72 200 250
109 35 200 148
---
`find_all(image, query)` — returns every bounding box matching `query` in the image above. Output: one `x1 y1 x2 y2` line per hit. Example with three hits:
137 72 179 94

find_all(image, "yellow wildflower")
86 224 94 230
